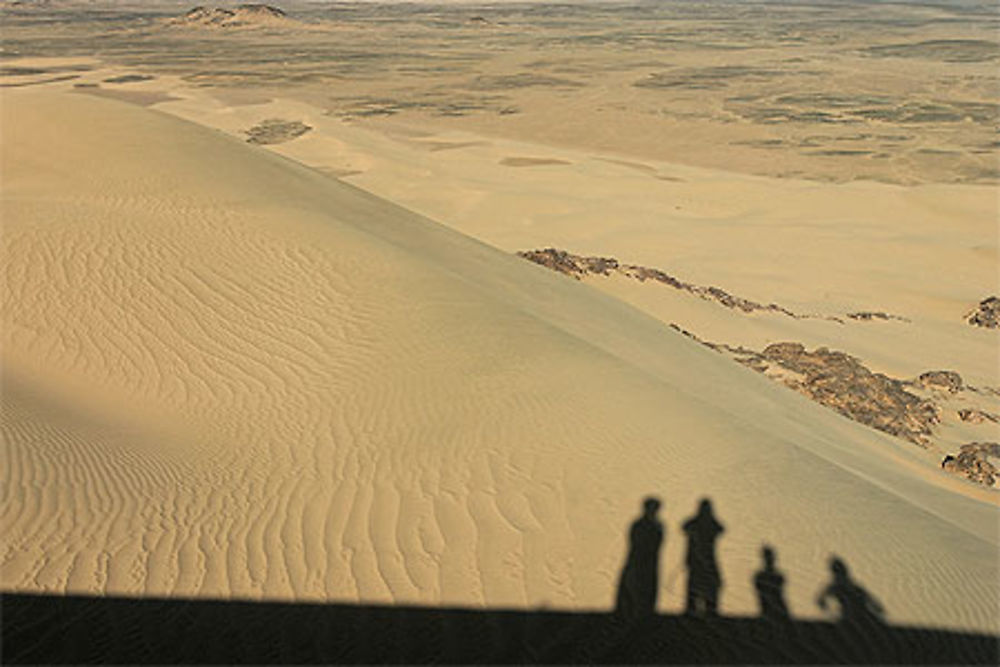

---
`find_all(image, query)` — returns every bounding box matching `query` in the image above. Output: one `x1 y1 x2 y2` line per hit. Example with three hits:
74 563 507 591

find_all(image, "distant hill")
170 4 290 29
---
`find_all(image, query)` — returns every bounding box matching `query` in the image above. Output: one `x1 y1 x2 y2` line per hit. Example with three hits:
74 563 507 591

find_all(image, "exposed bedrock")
759 343 940 447
966 296 1000 329
942 442 1000 487
244 118 312 145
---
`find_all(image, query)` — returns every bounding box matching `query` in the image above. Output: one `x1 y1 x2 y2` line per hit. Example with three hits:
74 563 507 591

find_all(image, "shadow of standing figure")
817 556 885 628
682 498 725 617
753 544 790 622
615 497 664 620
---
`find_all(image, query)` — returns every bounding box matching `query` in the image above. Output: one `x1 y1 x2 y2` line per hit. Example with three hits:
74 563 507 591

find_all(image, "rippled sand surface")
2 1 998 644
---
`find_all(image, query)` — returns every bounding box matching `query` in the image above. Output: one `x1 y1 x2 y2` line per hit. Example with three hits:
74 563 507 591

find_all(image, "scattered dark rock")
757 343 940 446
468 74 585 91
846 311 909 322
519 248 986 451
173 4 287 28
665 326 942 447
966 296 1000 328
957 408 999 424
517 248 835 321
245 118 312 145
103 74 155 84
942 442 1000 487
916 370 963 394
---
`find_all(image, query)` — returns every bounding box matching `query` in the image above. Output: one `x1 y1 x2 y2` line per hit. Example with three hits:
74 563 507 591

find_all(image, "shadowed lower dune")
4 495 998 663
3 592 998 664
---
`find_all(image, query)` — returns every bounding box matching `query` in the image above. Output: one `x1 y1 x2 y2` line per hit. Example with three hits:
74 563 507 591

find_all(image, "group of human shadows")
616 497 884 627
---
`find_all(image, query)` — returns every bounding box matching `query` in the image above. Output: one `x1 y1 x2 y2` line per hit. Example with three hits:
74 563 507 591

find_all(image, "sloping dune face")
1 91 997 632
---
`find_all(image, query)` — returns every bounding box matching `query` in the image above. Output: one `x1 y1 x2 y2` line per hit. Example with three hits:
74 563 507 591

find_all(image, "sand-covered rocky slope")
2 90 998 634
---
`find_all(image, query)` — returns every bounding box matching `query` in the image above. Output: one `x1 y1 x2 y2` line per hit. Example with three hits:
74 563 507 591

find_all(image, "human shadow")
681 498 725 617
817 555 886 628
615 496 664 621
753 544 790 623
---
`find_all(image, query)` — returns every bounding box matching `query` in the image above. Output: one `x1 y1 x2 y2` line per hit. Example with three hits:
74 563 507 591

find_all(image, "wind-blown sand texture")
2 1 999 658
3 88 998 636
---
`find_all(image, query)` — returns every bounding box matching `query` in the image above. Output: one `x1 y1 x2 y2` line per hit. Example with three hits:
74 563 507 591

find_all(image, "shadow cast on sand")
4 592 996 664
3 495 997 664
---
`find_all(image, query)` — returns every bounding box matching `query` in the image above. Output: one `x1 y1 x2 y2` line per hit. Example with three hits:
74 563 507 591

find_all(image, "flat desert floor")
2 0 998 652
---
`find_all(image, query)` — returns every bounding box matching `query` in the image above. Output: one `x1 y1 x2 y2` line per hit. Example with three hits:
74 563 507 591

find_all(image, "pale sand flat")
499 157 573 167
153 86 994 391
2 90 997 635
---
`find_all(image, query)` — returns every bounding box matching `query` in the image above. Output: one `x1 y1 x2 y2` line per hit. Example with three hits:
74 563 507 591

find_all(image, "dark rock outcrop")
517 248 825 320
666 328 943 448
917 370 963 394
518 249 987 451
244 118 312 145
958 408 999 424
846 311 909 322
966 296 1000 328
942 442 1000 487
759 343 940 446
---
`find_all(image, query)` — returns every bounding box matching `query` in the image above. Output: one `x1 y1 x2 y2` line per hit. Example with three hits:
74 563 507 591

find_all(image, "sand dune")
2 89 998 638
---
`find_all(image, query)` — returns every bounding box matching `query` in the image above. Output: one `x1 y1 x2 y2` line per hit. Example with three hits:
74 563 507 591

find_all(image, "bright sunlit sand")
2 1 998 663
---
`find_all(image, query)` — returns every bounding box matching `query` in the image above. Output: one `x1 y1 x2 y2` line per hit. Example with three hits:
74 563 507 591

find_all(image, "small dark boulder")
941 442 1000 487
966 296 1000 328
917 370 963 393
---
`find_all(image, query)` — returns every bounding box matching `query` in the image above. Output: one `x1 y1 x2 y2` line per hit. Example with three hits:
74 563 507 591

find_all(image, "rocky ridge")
520 249 998 486
518 248 909 323
670 329 942 447
171 4 289 29
673 325 1000 486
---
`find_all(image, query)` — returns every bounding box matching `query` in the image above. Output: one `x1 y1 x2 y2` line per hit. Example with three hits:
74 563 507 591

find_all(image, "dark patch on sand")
245 118 313 144
75 86 178 106
103 73 155 84
864 39 1000 63
500 157 571 167
0 73 78 87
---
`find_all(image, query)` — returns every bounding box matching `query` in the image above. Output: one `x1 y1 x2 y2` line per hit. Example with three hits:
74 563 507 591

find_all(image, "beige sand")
134 80 997 460
3 89 998 636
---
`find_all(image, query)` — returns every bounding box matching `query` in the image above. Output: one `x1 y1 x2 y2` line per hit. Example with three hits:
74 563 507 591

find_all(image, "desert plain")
1 0 999 660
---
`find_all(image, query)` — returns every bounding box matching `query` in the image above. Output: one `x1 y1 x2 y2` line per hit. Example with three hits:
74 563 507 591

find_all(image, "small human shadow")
682 498 725 617
817 555 886 628
615 496 664 620
753 544 790 622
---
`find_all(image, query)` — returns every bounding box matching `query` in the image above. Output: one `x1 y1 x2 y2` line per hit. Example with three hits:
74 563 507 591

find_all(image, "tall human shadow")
615 496 664 621
681 498 725 617
753 544 790 622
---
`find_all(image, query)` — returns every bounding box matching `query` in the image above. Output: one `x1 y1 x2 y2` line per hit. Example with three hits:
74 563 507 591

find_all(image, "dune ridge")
2 89 998 635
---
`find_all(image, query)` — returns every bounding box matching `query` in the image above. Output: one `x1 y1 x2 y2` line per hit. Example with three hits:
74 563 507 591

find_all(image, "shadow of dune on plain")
3 591 998 664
